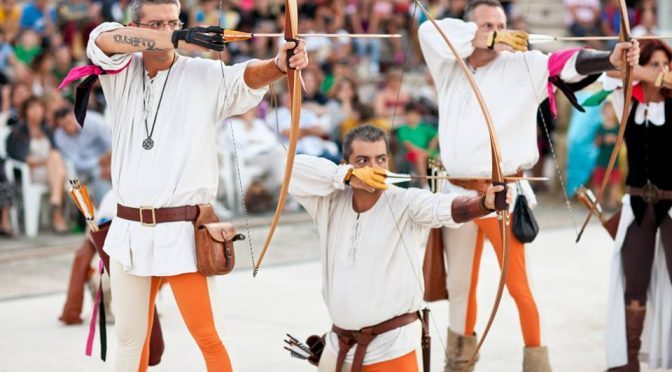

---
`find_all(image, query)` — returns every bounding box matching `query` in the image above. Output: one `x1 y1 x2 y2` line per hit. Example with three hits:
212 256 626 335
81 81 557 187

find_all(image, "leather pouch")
193 204 244 276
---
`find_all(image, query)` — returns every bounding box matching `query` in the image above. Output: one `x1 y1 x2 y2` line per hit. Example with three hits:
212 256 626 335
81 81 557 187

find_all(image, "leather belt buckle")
642 180 659 205
139 206 157 227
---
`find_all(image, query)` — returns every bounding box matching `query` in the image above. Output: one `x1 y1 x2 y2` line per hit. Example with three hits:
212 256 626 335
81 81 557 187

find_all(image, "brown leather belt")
627 184 672 204
450 171 524 194
332 312 419 372
116 204 199 226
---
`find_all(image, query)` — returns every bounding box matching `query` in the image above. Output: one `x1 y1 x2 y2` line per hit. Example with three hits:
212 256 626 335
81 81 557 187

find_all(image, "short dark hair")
342 124 389 161
129 0 181 22
467 0 503 18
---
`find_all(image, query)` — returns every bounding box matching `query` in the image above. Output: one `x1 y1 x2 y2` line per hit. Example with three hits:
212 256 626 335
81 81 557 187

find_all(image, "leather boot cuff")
451 195 494 223
575 49 616 75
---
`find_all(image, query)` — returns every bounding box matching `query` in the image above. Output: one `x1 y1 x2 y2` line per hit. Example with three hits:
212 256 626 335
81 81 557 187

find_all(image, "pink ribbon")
58 60 131 91
547 48 582 118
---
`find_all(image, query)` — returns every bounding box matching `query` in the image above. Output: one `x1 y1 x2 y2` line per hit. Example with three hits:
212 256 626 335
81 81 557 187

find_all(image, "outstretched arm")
244 40 309 89
94 27 176 54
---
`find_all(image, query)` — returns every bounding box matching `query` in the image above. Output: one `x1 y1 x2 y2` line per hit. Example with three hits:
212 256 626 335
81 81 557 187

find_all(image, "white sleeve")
404 188 461 228
87 22 139 112
520 50 552 103
209 59 269 122
86 22 133 71
288 155 352 218
419 18 477 88
289 155 351 197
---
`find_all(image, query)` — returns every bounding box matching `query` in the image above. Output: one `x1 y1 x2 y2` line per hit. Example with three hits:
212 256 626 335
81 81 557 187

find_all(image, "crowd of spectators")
0 0 666 238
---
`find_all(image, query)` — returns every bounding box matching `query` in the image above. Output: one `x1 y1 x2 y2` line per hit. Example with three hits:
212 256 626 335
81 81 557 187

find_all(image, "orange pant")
110 259 231 372
463 218 541 347
140 273 231 372
319 349 419 372
362 351 418 371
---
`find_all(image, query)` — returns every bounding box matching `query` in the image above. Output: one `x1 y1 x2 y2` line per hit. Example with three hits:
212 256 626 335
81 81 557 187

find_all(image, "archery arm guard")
575 49 617 76
172 26 226 51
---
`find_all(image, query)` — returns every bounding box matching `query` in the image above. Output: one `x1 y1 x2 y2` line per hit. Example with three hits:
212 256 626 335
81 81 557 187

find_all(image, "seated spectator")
19 0 55 34
0 27 28 83
373 68 410 127
53 106 111 204
217 106 283 198
268 91 340 164
396 102 438 187
56 0 101 60
51 45 74 99
6 96 68 233
30 52 57 96
592 100 621 211
564 0 601 39
601 0 636 47
0 82 31 128
13 29 42 65
347 0 384 75
0 0 21 42
339 101 389 142
632 6 658 37
327 76 360 142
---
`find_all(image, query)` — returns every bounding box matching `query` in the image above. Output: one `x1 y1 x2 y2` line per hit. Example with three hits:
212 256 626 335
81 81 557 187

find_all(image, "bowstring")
219 0 256 273
521 0 580 236
382 0 449 356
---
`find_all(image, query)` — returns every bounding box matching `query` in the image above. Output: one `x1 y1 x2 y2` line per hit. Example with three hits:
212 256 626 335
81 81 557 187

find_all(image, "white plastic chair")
4 158 48 238
0 127 19 234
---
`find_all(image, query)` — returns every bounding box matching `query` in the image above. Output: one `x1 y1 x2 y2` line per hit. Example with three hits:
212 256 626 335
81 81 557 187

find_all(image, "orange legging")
118 271 231 372
362 351 418 371
464 218 541 347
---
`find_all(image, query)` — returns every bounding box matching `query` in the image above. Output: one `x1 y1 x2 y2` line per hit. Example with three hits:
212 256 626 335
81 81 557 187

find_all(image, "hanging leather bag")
193 204 244 276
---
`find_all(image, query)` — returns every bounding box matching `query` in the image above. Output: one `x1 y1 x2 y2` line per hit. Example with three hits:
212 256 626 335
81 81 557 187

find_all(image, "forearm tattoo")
113 34 161 50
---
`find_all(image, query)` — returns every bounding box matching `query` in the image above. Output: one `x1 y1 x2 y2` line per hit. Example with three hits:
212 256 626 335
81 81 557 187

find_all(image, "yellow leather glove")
486 30 529 52
345 167 388 190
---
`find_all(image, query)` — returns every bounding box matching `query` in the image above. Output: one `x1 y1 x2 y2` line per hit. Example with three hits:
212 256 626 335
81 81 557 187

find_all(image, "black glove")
171 26 226 51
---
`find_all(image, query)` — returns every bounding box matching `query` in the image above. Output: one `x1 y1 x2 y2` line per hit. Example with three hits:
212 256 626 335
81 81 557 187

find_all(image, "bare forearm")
95 27 175 54
607 65 659 85
243 59 285 89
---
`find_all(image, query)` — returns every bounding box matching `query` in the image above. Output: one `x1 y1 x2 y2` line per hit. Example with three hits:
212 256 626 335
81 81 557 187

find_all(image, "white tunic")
418 18 584 187
87 22 267 276
289 155 461 364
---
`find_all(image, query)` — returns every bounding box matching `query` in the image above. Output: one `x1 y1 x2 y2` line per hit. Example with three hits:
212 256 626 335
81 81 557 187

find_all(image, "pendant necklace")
141 56 176 150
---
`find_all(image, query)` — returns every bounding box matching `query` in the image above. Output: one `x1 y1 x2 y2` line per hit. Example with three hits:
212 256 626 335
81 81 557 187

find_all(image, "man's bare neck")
143 51 176 78
467 48 498 69
352 190 383 213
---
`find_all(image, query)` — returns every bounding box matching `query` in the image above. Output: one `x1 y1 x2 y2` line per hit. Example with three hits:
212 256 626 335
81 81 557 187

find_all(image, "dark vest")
624 99 672 225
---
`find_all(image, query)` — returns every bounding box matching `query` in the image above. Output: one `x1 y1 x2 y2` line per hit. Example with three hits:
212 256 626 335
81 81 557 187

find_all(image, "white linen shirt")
88 22 267 276
418 18 585 182
289 155 461 364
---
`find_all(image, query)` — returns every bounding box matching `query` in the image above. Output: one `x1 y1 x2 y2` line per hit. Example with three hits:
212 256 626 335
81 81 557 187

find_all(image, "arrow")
529 33 672 44
222 30 401 43
384 171 548 185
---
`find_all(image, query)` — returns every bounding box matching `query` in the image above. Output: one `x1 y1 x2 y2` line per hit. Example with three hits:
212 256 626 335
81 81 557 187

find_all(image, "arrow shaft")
529 34 672 43
224 32 401 40
386 174 548 181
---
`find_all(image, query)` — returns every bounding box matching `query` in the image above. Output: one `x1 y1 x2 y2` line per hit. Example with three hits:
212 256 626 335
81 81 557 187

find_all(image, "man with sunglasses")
82 0 308 370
